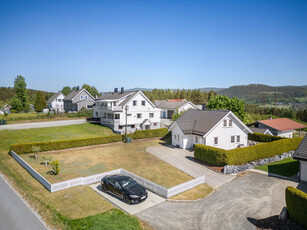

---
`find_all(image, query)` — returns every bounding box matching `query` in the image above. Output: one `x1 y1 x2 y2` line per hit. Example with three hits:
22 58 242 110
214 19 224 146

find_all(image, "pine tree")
10 75 30 112
34 91 47 112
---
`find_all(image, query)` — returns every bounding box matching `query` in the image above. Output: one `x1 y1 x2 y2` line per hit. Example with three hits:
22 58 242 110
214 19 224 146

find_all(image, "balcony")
99 105 123 112
101 118 120 125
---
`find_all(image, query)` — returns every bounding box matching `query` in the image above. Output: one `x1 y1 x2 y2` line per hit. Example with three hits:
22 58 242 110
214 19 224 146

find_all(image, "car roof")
106 175 132 181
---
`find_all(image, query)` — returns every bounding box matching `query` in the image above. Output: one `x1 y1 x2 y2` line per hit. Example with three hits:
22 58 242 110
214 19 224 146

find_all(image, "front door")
145 125 150 130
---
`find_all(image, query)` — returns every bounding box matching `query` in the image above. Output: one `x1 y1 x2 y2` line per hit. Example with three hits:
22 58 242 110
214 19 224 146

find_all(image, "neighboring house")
254 118 306 138
168 109 253 150
93 88 161 134
47 92 65 112
155 99 198 119
64 88 95 112
249 127 273 136
293 135 307 183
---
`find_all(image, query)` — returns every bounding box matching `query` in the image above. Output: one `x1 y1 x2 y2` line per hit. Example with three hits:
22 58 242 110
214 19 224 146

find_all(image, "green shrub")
51 160 60 175
194 144 228 166
130 128 169 139
286 186 307 228
248 132 284 142
10 135 123 154
194 137 303 166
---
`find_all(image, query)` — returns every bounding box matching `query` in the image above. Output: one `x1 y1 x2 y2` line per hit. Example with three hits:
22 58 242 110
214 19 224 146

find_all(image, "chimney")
114 88 118 93
76 86 80 90
121 87 124 94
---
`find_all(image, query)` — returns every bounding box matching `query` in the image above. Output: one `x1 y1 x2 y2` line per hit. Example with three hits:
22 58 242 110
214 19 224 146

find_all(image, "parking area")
90 183 166 215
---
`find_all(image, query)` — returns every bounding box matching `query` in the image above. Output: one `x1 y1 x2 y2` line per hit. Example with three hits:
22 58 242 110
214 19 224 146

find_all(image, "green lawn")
0 123 115 151
256 158 299 177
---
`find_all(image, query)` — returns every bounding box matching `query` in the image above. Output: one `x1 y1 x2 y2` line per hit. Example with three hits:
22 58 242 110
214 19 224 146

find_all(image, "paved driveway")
146 145 234 188
137 172 306 230
0 174 47 230
0 119 87 130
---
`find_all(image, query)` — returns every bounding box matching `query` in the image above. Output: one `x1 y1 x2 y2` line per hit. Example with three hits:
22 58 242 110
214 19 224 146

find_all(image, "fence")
11 151 205 198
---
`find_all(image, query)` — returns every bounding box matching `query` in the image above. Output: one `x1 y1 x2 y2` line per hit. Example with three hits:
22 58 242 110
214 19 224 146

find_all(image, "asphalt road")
0 175 47 230
0 119 87 130
137 172 306 230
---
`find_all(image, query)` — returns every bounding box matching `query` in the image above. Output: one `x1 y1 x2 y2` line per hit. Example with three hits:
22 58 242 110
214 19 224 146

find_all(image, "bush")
10 135 123 154
129 128 169 139
248 132 284 142
286 186 307 228
194 137 303 166
51 160 60 175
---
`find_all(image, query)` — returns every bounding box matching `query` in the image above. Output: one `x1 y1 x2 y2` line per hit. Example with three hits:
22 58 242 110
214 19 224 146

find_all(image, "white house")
168 109 253 150
254 118 306 138
155 99 199 119
93 88 161 134
47 92 65 112
293 135 307 182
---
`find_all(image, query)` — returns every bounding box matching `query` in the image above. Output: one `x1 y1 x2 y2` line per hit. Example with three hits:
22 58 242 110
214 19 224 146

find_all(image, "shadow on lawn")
267 161 299 178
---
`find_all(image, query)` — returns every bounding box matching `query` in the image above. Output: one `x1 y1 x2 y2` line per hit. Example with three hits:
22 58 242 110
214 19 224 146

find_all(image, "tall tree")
10 75 30 112
34 91 47 112
207 95 246 122
61 86 72 96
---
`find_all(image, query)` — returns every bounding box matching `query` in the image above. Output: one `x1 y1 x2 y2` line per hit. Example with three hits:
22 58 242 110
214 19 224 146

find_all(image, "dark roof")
47 93 62 104
175 110 229 135
250 127 270 134
156 100 191 110
119 92 138 106
97 91 134 100
293 135 307 161
64 89 83 101
258 118 306 131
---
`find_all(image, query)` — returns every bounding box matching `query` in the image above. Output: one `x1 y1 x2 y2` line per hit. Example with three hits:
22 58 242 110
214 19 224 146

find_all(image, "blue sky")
0 0 306 92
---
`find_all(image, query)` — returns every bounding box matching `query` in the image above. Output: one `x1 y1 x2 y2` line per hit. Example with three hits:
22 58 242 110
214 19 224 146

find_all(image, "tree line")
143 89 217 105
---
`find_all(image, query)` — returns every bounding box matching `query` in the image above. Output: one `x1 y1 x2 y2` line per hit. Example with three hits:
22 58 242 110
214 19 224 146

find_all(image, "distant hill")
0 87 55 106
218 84 307 104
127 87 224 92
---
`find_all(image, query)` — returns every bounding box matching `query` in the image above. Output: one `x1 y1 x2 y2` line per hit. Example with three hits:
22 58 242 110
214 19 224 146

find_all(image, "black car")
101 175 148 204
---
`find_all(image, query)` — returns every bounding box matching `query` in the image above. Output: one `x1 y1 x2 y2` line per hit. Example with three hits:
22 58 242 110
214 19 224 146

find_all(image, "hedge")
248 132 285 142
194 137 303 166
286 186 307 228
10 128 170 155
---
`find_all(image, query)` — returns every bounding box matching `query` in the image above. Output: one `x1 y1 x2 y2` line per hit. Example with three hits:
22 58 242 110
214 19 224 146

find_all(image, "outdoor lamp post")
125 105 129 142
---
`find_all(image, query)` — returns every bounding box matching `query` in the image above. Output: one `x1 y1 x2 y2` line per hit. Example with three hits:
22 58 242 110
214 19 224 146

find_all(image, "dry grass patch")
21 139 193 188
170 184 213 200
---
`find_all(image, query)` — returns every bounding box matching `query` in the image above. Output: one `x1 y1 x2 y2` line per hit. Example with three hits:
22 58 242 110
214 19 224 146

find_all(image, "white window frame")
214 137 218 145
237 135 240 142
133 100 137 106
149 113 154 118
231 136 235 143
142 100 145 106
229 120 233 127
137 113 142 119
223 120 227 127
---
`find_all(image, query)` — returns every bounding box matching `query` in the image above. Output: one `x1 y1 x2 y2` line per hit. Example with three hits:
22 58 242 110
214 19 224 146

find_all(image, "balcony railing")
99 105 123 111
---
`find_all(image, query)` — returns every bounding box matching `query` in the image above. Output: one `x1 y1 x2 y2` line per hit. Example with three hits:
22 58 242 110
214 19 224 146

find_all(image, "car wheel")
123 195 131 204
101 183 107 192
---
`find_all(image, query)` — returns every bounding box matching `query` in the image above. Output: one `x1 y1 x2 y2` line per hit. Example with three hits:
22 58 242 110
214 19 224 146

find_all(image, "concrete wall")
300 160 307 182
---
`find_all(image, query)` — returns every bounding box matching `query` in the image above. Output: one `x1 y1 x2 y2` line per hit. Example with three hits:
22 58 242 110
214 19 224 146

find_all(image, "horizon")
0 0 306 92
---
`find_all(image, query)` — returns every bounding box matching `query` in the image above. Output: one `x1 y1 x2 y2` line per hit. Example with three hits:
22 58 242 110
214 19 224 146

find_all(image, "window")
131 125 135 129
237 135 240 142
95 112 98 116
69 104 72 108
133 100 137 106
113 102 117 106
154 123 157 126
87 105 92 109
149 113 154 118
85 95 88 99
223 120 227 127
142 100 145 106
115 114 120 119
195 136 199 143
229 120 233 126
137 113 142 119
177 135 180 141
80 95 84 100
231 136 235 143
107 113 113 119
214 137 218 145
119 125 122 129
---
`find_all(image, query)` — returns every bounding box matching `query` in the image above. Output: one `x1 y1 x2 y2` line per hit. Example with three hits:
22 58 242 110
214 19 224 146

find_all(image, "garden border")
11 150 205 198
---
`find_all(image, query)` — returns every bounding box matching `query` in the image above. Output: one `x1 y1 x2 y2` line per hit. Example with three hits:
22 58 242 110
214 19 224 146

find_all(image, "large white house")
293 135 307 182
47 92 65 112
168 109 253 150
93 88 161 134
155 99 198 119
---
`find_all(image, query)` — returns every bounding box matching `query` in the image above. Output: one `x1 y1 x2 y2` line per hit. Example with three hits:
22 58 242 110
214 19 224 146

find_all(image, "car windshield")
119 178 137 189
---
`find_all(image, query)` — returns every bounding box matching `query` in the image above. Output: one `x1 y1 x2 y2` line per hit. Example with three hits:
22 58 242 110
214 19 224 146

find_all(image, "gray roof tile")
97 91 134 100
175 110 229 135
293 135 307 161
156 101 189 110
64 89 83 101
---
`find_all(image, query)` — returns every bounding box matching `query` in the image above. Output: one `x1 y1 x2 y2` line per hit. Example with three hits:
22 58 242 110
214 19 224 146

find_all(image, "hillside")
218 84 307 104
0 87 55 107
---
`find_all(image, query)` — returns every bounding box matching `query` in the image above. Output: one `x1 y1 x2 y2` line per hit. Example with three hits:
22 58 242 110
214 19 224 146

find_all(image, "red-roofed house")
255 118 306 138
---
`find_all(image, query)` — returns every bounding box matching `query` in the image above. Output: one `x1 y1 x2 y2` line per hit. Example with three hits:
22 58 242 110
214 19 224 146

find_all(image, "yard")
256 158 299 177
